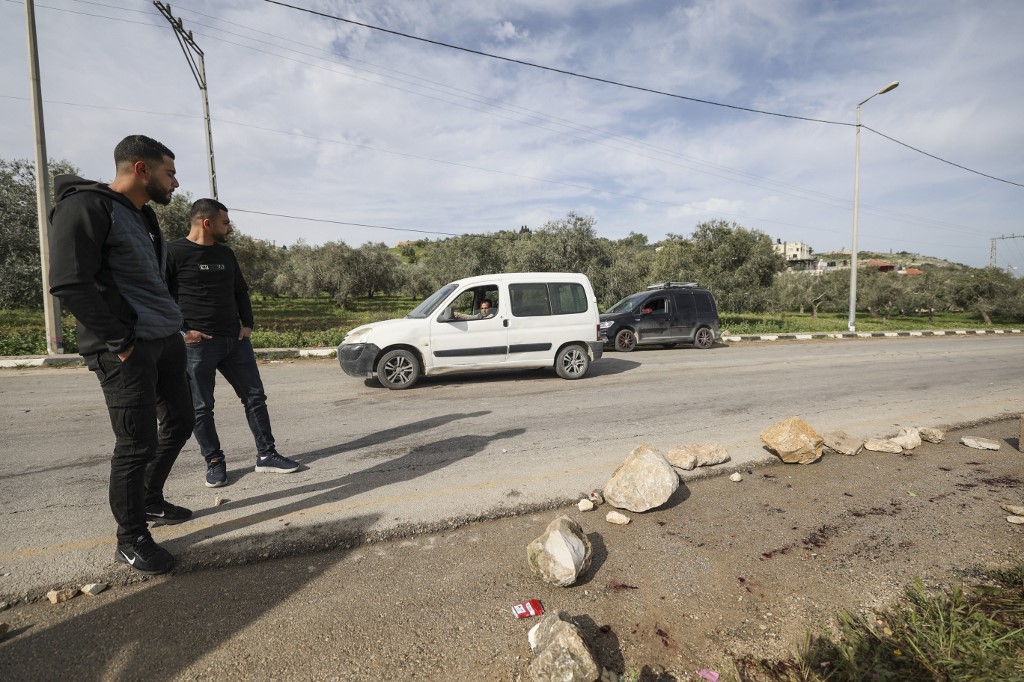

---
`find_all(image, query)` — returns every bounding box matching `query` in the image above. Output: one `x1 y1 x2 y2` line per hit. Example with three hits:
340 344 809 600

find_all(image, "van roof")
450 272 593 287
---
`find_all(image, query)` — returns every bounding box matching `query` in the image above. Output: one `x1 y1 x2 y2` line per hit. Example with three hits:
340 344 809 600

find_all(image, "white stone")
822 430 863 456
1001 503 1024 516
605 511 631 525
603 444 679 512
47 588 78 604
527 516 593 587
760 417 823 464
665 443 730 471
527 613 601 682
918 427 946 444
577 499 594 512
1008 516 1024 525
960 436 1001 451
892 427 922 451
863 438 904 453
587 491 604 505
82 583 108 597
729 472 742 482
214 496 226 506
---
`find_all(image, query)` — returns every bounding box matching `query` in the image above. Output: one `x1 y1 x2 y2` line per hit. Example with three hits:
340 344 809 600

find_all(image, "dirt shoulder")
1 417 1022 680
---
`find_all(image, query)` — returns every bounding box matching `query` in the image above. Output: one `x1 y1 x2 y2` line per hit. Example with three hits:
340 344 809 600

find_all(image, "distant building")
773 239 819 272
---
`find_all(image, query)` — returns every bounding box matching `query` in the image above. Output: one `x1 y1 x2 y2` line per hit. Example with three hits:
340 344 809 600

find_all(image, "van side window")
510 282 589 317
550 282 588 315
695 292 715 314
510 283 552 317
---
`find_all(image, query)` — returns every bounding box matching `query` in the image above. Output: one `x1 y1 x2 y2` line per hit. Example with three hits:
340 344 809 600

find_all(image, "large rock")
863 438 903 453
664 443 730 470
527 516 593 587
919 426 946 444
528 613 602 682
892 427 922 451
822 429 863 456
603 444 679 512
960 436 1001 451
759 417 823 464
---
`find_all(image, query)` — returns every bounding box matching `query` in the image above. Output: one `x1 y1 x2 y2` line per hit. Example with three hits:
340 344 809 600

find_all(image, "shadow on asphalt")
0 514 380 680
292 410 491 466
170 428 526 549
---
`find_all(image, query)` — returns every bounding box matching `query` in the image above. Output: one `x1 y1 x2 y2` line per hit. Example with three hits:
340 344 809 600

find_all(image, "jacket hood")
53 175 135 210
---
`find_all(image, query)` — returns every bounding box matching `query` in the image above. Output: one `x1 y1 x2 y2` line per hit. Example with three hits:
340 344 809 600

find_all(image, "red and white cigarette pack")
512 599 544 619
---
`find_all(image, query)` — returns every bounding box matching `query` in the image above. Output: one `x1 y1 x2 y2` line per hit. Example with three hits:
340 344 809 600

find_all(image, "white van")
337 272 604 389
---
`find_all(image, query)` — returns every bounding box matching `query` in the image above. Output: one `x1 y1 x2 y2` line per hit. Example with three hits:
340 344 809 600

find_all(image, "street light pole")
154 1 217 199
848 80 899 332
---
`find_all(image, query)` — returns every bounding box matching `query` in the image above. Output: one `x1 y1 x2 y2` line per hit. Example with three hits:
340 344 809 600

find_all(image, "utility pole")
989 234 1024 268
25 0 63 354
154 1 217 199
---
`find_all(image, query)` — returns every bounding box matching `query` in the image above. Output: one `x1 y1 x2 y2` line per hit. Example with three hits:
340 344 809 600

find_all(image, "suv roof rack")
646 281 700 290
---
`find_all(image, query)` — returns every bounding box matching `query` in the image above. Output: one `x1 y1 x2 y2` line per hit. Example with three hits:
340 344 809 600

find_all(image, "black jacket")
47 175 182 355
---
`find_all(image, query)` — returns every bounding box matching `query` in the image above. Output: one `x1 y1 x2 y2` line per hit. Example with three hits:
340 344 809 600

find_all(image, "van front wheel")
377 349 420 389
555 344 590 380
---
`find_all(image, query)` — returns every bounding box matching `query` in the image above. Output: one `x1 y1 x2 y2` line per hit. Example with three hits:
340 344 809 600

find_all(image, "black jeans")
85 334 195 544
185 336 276 462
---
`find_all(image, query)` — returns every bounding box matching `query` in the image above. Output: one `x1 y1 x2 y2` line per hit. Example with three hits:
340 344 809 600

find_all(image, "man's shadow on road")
170 427 525 551
0 514 382 682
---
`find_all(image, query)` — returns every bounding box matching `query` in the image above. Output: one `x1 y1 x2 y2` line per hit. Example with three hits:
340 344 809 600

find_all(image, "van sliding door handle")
503 319 509 327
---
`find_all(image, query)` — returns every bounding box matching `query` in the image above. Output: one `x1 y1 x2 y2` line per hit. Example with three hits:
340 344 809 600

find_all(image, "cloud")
0 0 1021 269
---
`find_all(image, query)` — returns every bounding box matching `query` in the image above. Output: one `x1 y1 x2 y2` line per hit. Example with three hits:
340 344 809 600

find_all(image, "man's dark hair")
189 198 229 223
113 135 174 168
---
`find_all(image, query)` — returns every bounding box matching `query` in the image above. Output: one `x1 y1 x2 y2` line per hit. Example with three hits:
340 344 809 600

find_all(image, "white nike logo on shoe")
120 550 137 565
150 511 166 517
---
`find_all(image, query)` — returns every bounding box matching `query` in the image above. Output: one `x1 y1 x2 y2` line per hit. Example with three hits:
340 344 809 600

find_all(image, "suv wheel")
377 349 421 389
555 344 590 380
614 328 637 352
694 327 714 349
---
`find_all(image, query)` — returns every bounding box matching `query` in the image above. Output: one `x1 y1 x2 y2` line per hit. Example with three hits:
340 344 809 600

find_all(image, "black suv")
600 282 721 352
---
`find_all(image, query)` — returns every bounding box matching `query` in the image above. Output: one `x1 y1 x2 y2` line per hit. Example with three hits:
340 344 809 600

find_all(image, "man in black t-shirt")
165 198 300 488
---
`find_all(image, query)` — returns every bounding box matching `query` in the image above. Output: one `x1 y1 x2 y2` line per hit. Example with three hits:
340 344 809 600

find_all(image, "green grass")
720 311 1022 335
728 565 1024 682
2 299 1020 355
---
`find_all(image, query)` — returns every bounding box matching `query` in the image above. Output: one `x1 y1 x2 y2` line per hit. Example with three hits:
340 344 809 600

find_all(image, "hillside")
814 249 970 270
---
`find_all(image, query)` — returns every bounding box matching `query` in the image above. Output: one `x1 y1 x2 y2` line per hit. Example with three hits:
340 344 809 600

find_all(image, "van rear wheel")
555 344 590 380
377 349 420 389
694 327 714 349
614 328 637 352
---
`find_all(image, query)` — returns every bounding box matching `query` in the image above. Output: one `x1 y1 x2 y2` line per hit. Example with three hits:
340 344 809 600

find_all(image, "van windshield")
406 283 458 318
606 293 645 314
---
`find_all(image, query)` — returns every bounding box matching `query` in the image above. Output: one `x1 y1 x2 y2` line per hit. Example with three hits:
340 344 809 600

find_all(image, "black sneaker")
255 452 300 474
145 500 193 525
205 458 227 488
115 535 174 575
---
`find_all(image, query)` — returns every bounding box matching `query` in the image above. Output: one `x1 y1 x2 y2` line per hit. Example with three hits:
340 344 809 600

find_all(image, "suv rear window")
510 282 588 317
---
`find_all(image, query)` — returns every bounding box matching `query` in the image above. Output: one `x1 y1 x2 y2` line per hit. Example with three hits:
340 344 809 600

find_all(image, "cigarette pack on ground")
512 599 544 619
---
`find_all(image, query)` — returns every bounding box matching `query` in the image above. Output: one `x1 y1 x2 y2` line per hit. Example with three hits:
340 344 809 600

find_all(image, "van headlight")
599 320 614 329
344 326 372 345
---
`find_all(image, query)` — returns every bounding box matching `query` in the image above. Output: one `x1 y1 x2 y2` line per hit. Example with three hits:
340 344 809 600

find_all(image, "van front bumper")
337 342 380 377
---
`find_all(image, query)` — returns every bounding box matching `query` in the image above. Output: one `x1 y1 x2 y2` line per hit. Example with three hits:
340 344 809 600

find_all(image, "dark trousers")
185 336 275 462
85 334 195 544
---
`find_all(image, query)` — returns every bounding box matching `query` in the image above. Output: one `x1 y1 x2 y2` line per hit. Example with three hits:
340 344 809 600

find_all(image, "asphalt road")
1 335 1021 601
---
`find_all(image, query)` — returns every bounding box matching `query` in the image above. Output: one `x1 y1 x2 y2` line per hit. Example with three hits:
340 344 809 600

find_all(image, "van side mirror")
440 306 454 322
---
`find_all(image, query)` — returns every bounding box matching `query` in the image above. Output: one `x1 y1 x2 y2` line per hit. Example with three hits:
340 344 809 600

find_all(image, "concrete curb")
3 329 1022 368
721 328 1023 343
0 346 337 369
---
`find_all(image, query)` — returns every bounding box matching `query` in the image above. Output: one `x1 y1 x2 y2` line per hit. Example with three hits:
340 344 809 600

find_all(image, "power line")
863 125 1024 189
262 0 1023 191
262 0 851 127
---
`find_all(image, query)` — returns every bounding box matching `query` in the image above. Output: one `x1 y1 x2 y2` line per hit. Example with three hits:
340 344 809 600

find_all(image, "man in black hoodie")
48 134 195 575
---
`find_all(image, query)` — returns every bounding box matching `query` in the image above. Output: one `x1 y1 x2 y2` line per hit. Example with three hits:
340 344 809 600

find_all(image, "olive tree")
0 158 79 309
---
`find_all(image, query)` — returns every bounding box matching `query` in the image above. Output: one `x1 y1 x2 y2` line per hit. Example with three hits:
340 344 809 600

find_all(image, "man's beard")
144 178 173 205
214 232 229 244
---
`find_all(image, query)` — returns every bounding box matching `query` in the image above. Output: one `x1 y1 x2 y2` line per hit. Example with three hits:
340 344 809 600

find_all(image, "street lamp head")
878 81 900 95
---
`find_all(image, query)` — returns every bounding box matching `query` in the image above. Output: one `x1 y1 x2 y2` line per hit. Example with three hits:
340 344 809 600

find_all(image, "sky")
3 0 1023 270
